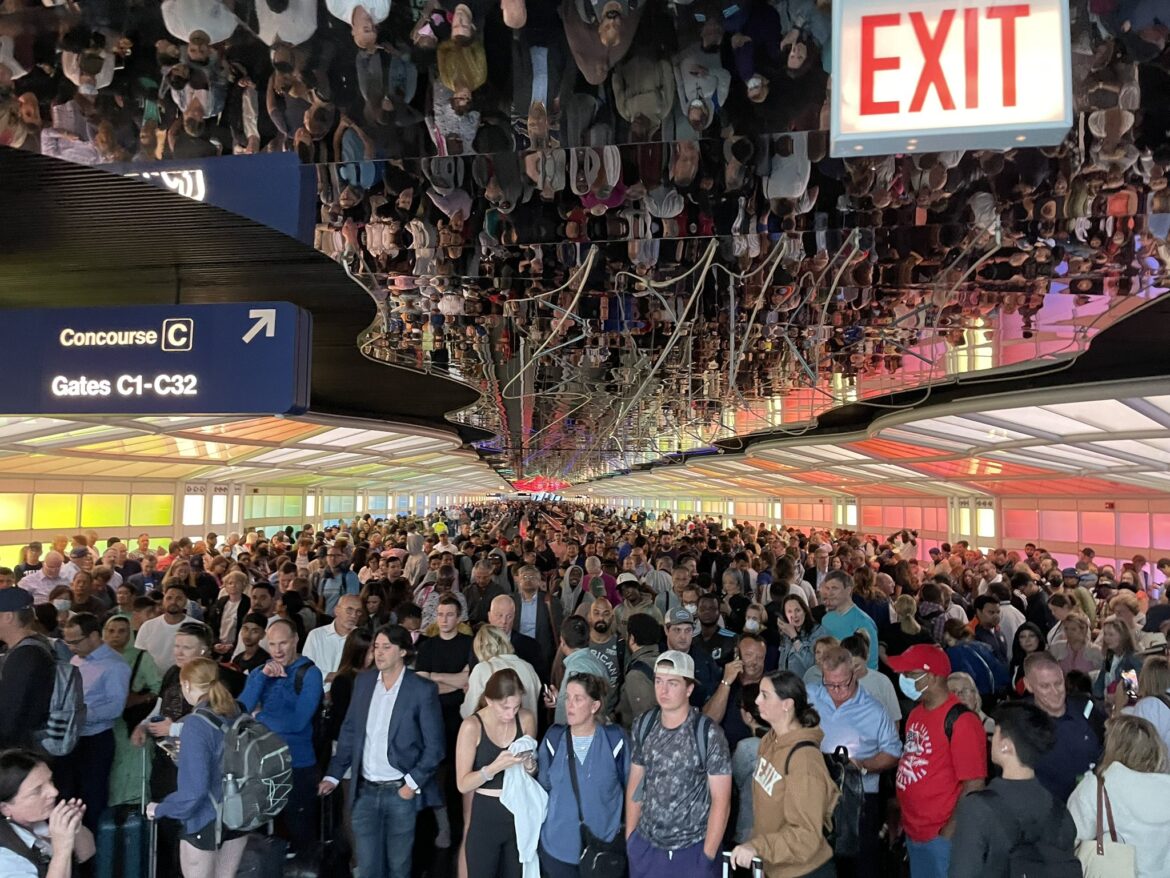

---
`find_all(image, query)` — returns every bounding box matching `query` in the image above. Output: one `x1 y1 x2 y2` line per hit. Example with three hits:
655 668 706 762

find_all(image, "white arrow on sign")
242 308 277 343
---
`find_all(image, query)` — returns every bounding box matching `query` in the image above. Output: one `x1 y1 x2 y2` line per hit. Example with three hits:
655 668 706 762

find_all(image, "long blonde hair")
180 657 236 717
1100 714 1168 775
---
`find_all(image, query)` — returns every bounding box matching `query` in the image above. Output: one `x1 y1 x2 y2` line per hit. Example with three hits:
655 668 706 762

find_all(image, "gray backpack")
17 637 85 757
194 708 293 833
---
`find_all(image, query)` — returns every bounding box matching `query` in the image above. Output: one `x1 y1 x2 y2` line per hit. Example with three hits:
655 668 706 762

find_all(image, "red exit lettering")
859 4 1030 116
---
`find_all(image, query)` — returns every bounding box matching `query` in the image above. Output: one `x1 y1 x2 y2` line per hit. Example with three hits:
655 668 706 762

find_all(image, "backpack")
984 791 1083 878
785 741 865 858
943 703 972 741
194 707 294 834
15 637 85 757
630 707 714 801
626 660 654 683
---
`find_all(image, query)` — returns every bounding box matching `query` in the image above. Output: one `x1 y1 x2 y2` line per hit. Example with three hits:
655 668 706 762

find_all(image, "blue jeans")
906 836 951 878
351 781 418 878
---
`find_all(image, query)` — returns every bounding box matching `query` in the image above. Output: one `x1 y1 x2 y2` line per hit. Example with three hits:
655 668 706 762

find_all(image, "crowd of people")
4 0 1170 480
1 502 1170 878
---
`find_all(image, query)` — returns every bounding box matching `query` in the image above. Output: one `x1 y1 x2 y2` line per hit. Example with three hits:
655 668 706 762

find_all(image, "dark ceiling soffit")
0 148 488 442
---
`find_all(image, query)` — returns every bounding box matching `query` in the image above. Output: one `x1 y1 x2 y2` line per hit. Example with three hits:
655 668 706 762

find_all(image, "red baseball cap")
886 644 951 677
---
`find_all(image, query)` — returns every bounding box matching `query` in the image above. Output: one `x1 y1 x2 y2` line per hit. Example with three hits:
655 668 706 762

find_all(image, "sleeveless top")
471 713 523 789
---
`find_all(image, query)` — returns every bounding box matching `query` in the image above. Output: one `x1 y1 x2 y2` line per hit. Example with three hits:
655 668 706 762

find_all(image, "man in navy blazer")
319 624 444 878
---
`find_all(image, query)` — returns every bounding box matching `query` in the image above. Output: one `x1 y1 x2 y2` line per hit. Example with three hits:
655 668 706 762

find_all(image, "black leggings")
465 793 520 878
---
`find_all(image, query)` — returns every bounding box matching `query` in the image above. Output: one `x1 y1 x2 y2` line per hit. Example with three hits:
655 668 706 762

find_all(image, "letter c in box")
831 0 1073 156
161 318 194 352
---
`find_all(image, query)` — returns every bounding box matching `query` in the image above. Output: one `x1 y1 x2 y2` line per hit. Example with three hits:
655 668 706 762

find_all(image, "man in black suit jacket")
319 625 444 878
802 543 832 593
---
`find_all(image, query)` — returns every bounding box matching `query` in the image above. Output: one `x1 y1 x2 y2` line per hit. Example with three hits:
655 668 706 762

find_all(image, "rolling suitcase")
97 746 158 878
723 850 765 878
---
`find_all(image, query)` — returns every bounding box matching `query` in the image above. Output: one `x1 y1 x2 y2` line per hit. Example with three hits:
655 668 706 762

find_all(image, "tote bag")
1075 775 1136 878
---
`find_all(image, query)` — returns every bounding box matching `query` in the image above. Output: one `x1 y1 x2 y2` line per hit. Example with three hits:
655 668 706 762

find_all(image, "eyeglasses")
63 636 89 646
823 675 855 692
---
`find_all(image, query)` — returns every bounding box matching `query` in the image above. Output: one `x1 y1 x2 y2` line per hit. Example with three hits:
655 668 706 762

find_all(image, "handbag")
122 650 154 728
1075 775 1136 878
565 730 626 878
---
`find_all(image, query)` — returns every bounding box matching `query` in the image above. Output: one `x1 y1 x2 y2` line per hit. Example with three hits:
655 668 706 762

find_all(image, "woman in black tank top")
455 668 538 878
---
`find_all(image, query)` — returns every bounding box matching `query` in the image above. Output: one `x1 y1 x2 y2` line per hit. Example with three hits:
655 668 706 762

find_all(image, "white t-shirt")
325 0 390 24
257 0 317 46
134 615 197 671
161 0 242 42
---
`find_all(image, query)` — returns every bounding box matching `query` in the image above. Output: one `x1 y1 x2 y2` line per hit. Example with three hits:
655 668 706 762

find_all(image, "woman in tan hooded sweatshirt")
730 670 839 878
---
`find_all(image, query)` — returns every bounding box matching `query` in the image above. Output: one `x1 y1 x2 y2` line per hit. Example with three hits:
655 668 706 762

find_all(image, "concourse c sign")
831 0 1073 156
3 303 312 416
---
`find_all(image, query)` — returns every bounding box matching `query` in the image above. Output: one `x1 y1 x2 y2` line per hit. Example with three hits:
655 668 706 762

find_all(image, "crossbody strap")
129 649 145 690
564 732 587 832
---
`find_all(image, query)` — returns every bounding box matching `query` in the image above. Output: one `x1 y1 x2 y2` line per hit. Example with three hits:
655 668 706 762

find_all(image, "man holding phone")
1021 652 1105 801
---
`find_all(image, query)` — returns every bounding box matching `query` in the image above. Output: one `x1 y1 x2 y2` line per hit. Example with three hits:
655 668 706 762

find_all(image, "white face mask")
53 599 72 612
743 619 761 634
898 673 925 701
684 603 698 615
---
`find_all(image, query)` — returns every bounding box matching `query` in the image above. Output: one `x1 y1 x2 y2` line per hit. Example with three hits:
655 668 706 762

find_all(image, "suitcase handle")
721 850 765 878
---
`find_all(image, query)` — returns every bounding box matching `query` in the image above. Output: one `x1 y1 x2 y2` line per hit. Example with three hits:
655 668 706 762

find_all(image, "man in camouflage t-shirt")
625 650 732 877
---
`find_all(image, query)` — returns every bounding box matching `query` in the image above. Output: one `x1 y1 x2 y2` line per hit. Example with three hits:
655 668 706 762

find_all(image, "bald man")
19 551 72 604
484 593 549 682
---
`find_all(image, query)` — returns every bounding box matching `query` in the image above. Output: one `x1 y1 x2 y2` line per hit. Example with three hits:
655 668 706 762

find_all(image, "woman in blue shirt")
147 657 247 878
537 673 630 877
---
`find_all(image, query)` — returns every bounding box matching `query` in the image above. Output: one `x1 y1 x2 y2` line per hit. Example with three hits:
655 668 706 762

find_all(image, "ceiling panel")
579 386 1170 502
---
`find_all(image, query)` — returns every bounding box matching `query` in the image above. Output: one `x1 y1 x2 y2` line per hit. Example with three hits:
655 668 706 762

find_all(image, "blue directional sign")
1 303 312 416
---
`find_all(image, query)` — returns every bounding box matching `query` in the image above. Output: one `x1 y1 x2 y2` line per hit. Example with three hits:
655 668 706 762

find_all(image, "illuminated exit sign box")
831 0 1073 157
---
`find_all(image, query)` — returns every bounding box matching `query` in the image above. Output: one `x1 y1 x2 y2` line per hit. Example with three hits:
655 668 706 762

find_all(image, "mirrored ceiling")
3 0 1169 485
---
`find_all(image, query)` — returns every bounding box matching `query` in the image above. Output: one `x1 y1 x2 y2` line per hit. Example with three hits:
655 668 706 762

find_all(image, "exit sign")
831 0 1073 156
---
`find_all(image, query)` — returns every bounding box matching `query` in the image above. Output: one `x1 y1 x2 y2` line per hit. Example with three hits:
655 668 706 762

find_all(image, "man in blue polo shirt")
808 645 901 878
818 570 880 669
1022 651 1103 801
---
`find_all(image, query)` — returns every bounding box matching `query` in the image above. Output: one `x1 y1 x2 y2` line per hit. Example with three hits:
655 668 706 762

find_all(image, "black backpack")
983 791 1082 878
785 741 865 858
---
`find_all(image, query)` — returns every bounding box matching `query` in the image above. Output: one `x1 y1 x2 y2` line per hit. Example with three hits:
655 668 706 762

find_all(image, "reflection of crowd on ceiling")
2 0 1170 449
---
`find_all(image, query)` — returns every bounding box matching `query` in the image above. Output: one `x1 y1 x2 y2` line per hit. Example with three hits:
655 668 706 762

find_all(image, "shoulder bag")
1075 774 1136 878
565 728 626 878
